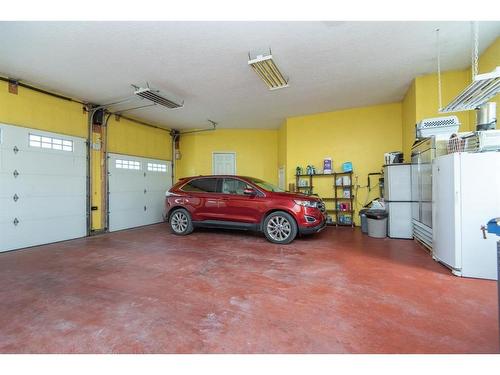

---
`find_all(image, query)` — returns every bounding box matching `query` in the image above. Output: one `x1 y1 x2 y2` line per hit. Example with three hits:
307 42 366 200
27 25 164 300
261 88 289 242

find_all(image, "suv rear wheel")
169 208 194 235
263 211 297 244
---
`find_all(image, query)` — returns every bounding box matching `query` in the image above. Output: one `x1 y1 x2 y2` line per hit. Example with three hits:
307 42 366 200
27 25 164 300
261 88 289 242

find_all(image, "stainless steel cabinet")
411 138 436 249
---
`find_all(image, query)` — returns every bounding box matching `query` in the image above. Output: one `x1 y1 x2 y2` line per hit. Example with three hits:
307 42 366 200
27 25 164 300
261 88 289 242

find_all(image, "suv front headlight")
294 200 318 208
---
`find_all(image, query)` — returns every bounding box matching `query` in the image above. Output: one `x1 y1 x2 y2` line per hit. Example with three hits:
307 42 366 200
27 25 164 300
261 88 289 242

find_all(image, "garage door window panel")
115 159 141 170
147 162 167 172
29 133 73 152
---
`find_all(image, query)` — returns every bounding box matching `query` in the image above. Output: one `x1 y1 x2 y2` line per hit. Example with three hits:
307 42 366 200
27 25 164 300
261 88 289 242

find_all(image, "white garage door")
108 153 172 232
0 123 87 252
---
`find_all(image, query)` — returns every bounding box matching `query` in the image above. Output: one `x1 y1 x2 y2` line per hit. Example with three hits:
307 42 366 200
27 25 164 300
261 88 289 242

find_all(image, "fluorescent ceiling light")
248 53 289 90
133 86 183 109
440 67 500 113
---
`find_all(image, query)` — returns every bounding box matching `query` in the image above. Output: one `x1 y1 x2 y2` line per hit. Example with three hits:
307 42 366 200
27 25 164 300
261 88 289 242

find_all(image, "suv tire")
169 208 194 236
263 211 297 244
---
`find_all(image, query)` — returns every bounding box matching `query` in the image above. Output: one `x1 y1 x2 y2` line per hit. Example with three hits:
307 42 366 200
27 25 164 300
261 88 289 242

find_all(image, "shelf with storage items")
295 173 335 225
295 173 336 195
295 171 355 227
333 171 355 227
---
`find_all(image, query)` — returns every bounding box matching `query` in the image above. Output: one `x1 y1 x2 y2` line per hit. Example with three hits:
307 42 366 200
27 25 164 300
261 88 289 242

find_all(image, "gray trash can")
359 209 369 234
366 210 388 238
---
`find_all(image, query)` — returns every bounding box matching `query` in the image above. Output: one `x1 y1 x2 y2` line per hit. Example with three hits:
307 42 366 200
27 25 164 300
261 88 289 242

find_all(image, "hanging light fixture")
438 22 500 113
248 50 289 90
440 68 500 113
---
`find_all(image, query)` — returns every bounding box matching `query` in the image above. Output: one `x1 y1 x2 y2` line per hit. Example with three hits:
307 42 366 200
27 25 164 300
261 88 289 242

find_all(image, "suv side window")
222 178 251 195
181 178 219 193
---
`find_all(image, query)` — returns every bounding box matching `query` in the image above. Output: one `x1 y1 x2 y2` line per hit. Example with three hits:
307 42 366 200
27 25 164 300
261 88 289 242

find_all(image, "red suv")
164 175 327 244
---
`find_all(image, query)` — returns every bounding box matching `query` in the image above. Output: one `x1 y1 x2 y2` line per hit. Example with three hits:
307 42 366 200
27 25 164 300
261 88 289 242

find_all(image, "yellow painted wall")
285 102 403 225
402 79 417 161
402 70 472 162
0 82 173 231
175 129 278 184
2 37 498 232
277 121 287 182
0 81 87 137
401 37 499 158
91 130 103 230
415 69 472 131
107 116 172 160
479 37 500 74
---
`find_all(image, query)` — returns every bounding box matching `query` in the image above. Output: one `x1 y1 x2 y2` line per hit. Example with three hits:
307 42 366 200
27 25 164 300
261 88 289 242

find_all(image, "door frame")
212 152 236 175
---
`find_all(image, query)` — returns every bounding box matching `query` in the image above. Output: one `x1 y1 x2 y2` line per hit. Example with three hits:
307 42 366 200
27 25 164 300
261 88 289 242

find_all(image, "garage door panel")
0 215 86 252
108 177 145 193
0 149 86 176
107 211 147 232
109 191 146 211
0 194 85 222
0 123 87 252
0 125 86 150
145 199 166 223
108 153 171 232
0 173 86 197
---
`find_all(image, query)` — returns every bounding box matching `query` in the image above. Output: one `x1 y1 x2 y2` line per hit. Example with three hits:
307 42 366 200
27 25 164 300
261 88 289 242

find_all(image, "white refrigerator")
432 152 500 280
384 164 413 239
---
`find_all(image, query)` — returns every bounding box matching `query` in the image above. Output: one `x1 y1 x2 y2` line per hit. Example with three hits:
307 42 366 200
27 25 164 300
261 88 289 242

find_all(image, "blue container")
342 162 353 172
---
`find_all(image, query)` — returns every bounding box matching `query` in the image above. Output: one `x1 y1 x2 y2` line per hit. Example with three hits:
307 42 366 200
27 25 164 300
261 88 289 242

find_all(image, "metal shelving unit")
333 172 355 227
295 172 355 227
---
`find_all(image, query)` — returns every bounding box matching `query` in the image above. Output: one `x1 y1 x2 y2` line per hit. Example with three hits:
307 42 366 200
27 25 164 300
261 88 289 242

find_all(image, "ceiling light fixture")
248 51 289 90
437 23 500 113
132 84 184 109
439 67 500 113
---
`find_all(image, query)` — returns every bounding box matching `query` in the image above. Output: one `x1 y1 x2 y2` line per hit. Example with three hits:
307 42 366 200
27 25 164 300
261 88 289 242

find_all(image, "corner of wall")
401 79 417 161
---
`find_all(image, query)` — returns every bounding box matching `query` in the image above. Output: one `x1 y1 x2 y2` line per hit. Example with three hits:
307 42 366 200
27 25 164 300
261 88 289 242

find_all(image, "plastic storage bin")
366 210 388 238
359 209 369 234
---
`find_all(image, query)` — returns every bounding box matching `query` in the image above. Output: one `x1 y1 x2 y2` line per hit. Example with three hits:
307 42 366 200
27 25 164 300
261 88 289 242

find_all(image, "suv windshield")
248 178 285 193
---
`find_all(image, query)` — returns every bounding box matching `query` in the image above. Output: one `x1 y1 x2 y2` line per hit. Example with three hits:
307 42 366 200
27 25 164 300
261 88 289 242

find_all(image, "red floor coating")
0 224 498 353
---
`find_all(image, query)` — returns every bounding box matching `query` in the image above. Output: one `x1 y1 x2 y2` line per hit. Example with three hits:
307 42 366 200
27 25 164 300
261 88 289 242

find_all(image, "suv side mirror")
243 188 257 196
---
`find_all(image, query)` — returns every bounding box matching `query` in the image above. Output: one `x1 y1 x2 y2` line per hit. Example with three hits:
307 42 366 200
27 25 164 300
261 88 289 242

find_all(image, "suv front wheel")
263 211 297 244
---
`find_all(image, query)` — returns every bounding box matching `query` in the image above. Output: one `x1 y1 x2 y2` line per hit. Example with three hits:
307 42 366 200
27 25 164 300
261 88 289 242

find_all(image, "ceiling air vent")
132 86 183 109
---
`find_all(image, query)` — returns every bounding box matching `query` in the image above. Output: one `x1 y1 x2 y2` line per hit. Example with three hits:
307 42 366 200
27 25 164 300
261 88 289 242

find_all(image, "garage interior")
0 21 500 354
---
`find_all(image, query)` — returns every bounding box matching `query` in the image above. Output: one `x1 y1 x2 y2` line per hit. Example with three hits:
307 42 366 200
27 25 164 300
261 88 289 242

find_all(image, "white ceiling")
0 21 499 130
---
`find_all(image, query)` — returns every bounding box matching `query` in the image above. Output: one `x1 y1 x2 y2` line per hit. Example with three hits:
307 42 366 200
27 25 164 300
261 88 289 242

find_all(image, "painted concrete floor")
0 224 498 353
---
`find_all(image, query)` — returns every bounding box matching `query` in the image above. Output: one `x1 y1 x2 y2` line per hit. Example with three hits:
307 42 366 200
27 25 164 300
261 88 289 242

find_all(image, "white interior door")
108 153 172 232
213 152 236 175
278 166 285 190
0 123 87 252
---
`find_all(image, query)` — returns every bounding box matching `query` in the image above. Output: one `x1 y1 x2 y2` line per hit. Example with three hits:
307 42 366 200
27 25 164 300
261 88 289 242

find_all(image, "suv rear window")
181 178 219 193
